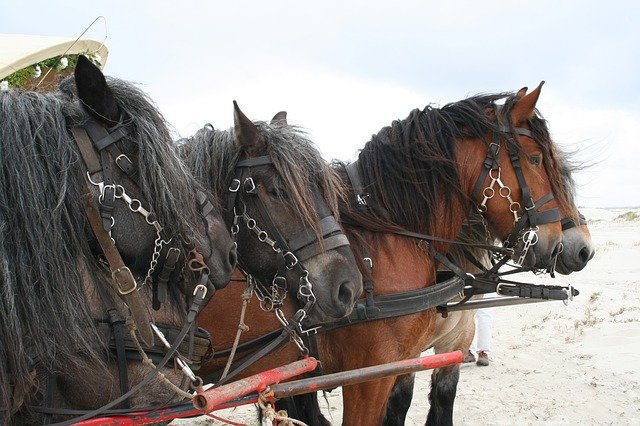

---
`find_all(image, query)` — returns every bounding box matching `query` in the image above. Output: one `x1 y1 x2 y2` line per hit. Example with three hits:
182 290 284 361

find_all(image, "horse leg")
425 363 460 426
342 376 398 426
382 373 416 426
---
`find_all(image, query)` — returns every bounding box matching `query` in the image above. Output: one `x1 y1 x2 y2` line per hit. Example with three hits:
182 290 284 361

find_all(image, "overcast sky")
3 1 639 208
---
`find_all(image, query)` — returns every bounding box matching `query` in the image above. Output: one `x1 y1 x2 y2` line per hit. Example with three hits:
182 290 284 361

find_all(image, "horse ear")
511 81 544 125
74 55 120 125
233 101 266 156
516 87 528 98
271 111 287 125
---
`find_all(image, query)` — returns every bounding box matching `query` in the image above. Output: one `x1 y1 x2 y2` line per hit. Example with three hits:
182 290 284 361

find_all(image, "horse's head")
462 83 574 270
72 55 236 290
229 103 362 323
181 103 363 324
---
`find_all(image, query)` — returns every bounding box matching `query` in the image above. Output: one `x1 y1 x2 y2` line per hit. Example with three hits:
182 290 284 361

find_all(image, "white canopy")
0 34 108 80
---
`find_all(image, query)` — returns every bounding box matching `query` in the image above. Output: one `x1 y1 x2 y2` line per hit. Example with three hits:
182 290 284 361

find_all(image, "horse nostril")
579 246 593 263
336 281 355 307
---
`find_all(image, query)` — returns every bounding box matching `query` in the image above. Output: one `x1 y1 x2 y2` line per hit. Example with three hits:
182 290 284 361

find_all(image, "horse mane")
0 88 105 415
337 94 510 239
339 91 578 234
0 77 211 418
179 122 346 240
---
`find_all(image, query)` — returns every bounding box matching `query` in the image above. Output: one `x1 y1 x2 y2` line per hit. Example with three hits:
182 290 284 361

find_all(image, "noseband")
226 155 351 349
471 125 561 265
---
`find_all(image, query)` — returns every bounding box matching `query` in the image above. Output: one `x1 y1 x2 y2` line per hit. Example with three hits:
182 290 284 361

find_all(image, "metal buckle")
115 154 133 171
112 266 137 295
356 193 369 206
229 179 241 192
283 251 299 269
495 282 516 296
243 177 256 194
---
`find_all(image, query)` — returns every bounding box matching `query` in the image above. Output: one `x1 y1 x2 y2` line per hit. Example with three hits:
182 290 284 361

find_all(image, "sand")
174 207 640 425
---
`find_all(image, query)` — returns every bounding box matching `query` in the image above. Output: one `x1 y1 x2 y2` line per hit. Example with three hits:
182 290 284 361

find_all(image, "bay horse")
0 56 236 424
179 104 363 328
381 105 596 425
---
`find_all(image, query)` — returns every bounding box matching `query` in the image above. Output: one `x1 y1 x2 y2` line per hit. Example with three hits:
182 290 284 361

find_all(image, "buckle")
229 179 241 192
112 266 137 295
283 251 299 269
496 282 516 296
243 177 256 194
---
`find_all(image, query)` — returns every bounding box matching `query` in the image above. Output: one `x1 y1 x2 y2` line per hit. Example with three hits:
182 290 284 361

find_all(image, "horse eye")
528 155 542 166
268 186 289 200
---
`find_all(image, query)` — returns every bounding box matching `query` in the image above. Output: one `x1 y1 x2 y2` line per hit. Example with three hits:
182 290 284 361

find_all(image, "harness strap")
153 247 181 311
345 161 369 207
78 174 154 348
471 141 500 202
562 213 587 230
46 283 214 425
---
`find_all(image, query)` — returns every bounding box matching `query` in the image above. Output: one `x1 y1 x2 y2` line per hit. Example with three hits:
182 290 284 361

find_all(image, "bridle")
471 124 561 267
28 116 219 423
226 154 351 352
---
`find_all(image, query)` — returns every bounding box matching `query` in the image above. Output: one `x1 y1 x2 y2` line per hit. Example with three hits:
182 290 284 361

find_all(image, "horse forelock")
0 88 108 416
258 122 346 240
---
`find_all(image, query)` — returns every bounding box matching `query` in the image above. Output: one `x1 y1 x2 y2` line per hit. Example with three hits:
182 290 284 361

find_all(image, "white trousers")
470 306 493 354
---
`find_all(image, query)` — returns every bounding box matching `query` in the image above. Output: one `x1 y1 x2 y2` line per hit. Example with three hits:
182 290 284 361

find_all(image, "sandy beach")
175 207 640 425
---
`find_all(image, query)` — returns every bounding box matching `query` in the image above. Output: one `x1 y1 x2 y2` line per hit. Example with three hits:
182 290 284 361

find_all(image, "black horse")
0 56 236 424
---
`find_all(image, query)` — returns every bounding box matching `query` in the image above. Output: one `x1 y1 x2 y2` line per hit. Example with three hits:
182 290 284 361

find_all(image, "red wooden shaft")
271 351 463 398
192 357 318 412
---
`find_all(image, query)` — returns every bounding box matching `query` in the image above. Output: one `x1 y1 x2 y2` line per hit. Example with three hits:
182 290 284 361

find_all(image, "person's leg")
475 307 493 366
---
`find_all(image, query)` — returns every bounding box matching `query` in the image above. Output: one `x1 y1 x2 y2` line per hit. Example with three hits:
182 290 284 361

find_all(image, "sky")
3 0 639 208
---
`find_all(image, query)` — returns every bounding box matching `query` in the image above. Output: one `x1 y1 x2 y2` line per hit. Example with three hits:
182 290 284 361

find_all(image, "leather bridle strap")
72 126 155 348
79 178 155 348
562 213 587 230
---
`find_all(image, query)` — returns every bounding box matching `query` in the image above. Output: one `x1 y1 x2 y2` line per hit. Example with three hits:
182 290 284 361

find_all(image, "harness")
29 117 219 423
207 154 353 385
205 123 577 375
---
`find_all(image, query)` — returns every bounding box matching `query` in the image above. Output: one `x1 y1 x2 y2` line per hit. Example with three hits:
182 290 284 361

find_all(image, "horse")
0 56 237 424
268 81 584 424
178 104 363 345
383 212 594 426
381 108 596 426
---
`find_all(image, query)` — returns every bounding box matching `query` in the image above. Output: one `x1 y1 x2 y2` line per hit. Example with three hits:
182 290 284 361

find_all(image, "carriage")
1 35 593 425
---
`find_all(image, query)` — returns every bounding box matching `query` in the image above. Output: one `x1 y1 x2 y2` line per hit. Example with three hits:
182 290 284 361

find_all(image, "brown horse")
381 120 596 426
0 57 237 424
196 83 578 425
179 104 363 328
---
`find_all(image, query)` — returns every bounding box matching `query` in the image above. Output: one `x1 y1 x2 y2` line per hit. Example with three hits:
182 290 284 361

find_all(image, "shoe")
476 351 489 366
463 350 476 363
